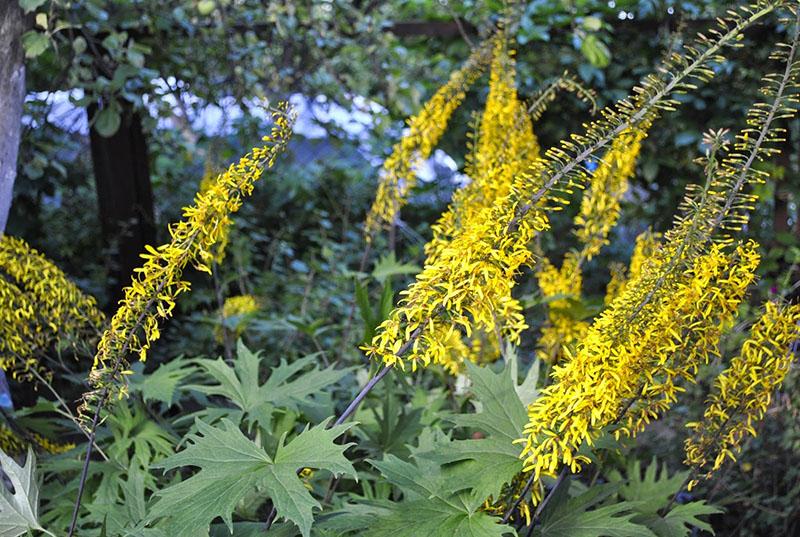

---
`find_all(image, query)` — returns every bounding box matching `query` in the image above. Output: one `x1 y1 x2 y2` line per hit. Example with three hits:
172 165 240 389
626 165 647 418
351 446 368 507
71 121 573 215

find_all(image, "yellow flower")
364 39 492 240
0 236 104 378
84 104 295 411
519 241 760 482
199 166 229 263
217 294 260 341
684 301 800 488
426 34 540 262
573 129 646 261
535 253 589 364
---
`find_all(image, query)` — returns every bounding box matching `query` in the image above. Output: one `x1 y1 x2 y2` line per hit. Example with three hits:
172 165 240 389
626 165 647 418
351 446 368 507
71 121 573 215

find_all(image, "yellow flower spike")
365 34 541 373
81 104 295 419
684 301 800 484
520 241 761 480
364 39 493 240
0 235 105 378
573 128 646 261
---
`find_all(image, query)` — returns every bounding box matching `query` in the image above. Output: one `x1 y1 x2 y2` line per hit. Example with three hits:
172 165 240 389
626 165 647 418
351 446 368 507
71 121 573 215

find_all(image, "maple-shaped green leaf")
416 361 527 499
184 341 348 429
609 458 721 536
644 501 722 537
150 418 356 537
611 458 690 515
364 454 514 537
129 358 196 407
535 480 656 537
0 448 53 537
370 252 420 285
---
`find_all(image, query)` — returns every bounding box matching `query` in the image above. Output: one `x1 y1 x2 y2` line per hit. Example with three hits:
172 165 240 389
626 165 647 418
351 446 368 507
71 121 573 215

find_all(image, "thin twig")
523 467 569 536
501 472 536 524
29 368 111 463
67 274 173 537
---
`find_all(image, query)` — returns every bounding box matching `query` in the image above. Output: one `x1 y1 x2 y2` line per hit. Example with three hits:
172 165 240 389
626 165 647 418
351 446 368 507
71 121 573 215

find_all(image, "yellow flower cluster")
573 129 645 260
426 35 540 261
364 41 491 240
0 424 75 455
222 294 260 319
362 37 546 373
0 235 104 377
618 241 760 439
535 253 589 364
604 230 660 305
519 240 760 482
0 278 39 374
217 294 260 341
684 301 800 488
86 104 294 407
199 166 229 263
362 189 547 372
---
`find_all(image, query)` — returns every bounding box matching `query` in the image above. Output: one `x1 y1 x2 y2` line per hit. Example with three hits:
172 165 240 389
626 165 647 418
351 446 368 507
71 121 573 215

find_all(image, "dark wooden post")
89 100 156 303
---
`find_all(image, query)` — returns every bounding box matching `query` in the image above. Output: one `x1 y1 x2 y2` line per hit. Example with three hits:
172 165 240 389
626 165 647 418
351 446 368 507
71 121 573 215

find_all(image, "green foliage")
417 361 528 499
151 418 356 537
535 481 655 537
364 452 514 537
0 448 52 537
184 341 348 431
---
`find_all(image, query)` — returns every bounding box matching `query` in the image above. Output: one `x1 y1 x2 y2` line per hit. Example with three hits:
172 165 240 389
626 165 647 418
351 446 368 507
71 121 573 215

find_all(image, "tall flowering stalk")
364 40 492 240
520 241 760 481
68 104 295 536
407 33 540 372
362 1 782 373
684 301 800 489
516 3 800 494
0 235 104 378
83 104 295 409
535 127 647 363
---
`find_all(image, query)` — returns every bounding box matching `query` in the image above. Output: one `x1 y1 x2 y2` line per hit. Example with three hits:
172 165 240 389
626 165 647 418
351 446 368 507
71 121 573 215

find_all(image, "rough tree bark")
0 2 26 233
89 101 156 303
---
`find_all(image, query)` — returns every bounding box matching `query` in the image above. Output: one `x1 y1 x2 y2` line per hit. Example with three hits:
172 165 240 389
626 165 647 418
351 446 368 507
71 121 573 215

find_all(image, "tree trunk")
89 101 156 303
0 2 26 233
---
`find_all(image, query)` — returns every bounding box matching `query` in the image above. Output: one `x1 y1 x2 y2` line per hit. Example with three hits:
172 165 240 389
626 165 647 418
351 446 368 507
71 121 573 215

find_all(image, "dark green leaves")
417 361 528 499
535 481 655 537
151 418 356 537
364 454 514 537
611 459 722 537
185 341 347 429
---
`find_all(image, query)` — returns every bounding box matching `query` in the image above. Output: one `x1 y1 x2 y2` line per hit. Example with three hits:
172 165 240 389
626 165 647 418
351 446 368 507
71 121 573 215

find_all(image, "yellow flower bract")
86 104 295 407
684 301 800 488
0 235 104 378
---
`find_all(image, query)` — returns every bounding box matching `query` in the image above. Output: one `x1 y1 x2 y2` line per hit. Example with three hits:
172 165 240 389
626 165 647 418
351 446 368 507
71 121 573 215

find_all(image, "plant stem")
29 368 111 463
333 364 392 427
523 467 569 536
